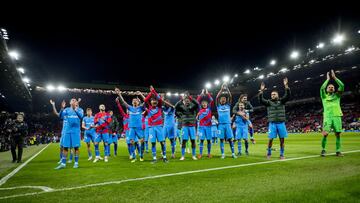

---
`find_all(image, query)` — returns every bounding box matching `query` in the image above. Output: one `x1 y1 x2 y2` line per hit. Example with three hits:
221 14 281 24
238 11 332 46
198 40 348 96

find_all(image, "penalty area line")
1 149 360 200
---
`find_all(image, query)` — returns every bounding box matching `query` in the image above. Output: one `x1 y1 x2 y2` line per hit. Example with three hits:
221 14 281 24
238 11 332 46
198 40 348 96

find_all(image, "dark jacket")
109 116 120 134
174 97 199 126
258 88 291 122
11 121 28 139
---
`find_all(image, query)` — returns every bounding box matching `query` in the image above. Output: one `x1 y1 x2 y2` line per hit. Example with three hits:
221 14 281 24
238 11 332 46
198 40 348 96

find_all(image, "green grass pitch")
0 132 359 202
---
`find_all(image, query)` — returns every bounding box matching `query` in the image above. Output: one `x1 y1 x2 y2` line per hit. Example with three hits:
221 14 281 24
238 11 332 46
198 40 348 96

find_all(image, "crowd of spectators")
251 101 360 134
0 112 61 152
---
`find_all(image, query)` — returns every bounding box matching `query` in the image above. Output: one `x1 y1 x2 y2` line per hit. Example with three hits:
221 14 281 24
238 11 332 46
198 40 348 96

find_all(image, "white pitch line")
0 149 360 200
0 186 53 192
0 143 51 187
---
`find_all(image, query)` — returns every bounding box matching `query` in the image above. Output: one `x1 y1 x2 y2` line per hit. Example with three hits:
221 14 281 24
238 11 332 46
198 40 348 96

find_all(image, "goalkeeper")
320 69 344 157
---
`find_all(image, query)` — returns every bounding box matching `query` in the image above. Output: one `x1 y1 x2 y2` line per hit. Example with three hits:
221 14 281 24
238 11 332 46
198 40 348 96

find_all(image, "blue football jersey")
217 104 231 124
83 116 95 133
163 106 175 127
61 107 84 131
128 105 145 128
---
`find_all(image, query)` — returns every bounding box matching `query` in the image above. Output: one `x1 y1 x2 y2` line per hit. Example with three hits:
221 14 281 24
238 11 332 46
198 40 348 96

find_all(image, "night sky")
2 7 360 90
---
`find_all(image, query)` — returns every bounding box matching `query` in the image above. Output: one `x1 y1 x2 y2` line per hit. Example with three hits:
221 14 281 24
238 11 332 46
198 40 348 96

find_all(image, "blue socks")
95 144 100 157
61 155 66 165
106 145 110 156
140 142 144 158
131 144 136 158
229 141 234 154
127 143 131 155
171 140 176 155
136 142 140 154
161 142 166 158
220 141 225 154
267 147 272 156
104 144 108 156
88 150 92 158
238 140 242 154
151 143 156 159
74 155 79 163
199 141 204 155
181 147 185 156
245 141 249 152
207 141 211 155
69 152 73 161
249 127 254 138
280 147 284 156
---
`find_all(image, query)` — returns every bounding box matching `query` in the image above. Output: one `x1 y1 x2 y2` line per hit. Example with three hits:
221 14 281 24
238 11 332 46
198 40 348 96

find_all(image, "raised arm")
163 97 175 108
115 88 130 108
196 89 206 109
142 109 148 117
258 82 270 106
226 86 232 104
280 77 291 104
115 97 127 117
197 89 205 103
216 84 231 104
49 100 60 116
190 96 200 111
320 72 330 99
188 96 196 105
280 88 291 104
143 90 153 104
174 100 183 118
216 84 226 106
58 100 67 119
335 78 345 92
206 89 214 108
150 86 163 107
74 106 84 120
331 69 344 96
136 91 146 101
